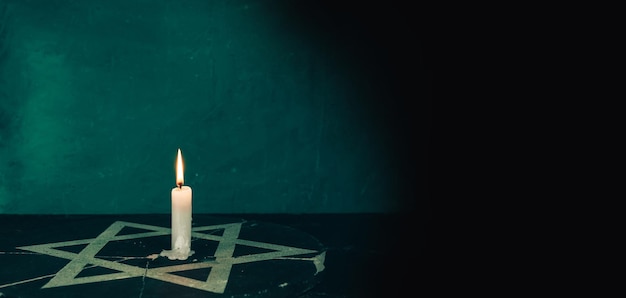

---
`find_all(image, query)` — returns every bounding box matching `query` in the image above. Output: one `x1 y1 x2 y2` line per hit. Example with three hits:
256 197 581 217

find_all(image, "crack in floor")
0 253 157 290
138 259 151 298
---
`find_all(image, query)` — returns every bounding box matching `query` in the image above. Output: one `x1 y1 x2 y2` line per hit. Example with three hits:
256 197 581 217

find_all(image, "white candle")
161 148 194 260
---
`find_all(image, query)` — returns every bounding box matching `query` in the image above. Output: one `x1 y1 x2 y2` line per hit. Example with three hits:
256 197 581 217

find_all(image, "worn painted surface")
0 215 327 297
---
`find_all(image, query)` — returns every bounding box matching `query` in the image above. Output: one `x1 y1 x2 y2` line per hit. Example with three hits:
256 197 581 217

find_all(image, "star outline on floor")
17 221 322 293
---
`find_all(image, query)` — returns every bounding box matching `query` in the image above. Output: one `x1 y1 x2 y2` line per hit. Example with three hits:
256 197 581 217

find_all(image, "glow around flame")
176 148 184 186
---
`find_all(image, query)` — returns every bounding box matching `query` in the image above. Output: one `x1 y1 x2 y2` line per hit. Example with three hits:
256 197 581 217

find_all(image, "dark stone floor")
0 213 423 297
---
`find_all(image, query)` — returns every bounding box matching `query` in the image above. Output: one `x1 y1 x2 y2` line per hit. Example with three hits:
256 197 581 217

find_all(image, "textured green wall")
0 0 428 214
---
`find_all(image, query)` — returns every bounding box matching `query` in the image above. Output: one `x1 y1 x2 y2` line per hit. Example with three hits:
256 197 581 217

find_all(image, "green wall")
0 0 429 214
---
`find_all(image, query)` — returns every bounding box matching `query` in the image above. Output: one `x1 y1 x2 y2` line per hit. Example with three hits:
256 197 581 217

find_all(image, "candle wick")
178 184 182 189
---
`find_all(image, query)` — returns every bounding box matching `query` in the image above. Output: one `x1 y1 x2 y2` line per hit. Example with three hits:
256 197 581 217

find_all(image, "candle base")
159 249 195 261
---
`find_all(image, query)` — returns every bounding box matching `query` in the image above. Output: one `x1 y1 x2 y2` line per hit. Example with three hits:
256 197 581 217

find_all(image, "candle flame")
176 148 184 187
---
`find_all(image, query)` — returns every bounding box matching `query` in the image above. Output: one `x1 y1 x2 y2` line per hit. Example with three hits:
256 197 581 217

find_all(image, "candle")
161 148 195 260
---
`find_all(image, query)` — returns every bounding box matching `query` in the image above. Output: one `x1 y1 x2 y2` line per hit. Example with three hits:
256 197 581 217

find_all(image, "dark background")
0 0 430 216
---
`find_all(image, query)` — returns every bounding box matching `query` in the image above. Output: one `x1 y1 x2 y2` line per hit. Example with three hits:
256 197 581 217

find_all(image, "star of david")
17 221 323 293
